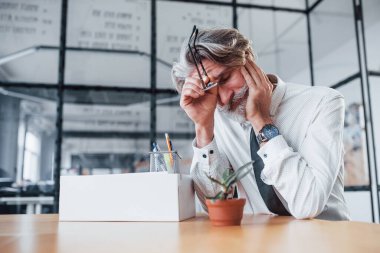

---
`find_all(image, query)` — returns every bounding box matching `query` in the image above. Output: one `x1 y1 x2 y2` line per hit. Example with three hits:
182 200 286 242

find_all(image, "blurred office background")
0 0 379 222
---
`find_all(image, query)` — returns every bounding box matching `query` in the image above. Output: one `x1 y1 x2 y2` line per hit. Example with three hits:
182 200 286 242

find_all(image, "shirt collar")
268 74 286 117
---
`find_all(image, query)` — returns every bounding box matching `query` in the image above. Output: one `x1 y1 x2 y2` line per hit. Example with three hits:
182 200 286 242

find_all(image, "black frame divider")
351 0 375 222
62 131 195 140
232 0 238 29
158 0 306 13
345 186 371 192
357 0 380 221
53 0 68 212
305 0 315 86
150 0 157 149
308 0 324 13
369 71 380 77
330 72 360 89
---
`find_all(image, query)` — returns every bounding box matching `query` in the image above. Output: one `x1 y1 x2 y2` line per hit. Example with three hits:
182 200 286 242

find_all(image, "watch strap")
256 124 279 145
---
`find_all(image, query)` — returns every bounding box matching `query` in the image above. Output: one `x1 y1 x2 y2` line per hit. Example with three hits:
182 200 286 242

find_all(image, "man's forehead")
189 61 231 79
204 64 230 79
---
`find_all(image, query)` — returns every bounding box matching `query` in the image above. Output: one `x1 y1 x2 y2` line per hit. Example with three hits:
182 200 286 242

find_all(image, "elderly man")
171 26 350 220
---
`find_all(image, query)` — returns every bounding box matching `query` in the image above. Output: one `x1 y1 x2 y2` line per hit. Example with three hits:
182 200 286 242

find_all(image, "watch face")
262 124 280 139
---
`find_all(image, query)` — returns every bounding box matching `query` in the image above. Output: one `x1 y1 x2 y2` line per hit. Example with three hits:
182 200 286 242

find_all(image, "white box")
59 173 195 222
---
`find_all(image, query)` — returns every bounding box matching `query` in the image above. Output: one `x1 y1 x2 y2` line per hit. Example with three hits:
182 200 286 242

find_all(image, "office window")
369 76 380 184
310 0 358 87
307 0 320 7
61 89 152 175
238 8 311 85
0 87 57 182
362 0 380 72
156 101 195 174
65 0 151 87
156 104 194 134
238 0 306 10
0 0 61 84
23 131 41 182
157 1 233 89
336 80 369 187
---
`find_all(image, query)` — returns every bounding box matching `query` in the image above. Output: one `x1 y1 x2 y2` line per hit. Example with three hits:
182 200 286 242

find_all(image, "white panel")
345 191 373 223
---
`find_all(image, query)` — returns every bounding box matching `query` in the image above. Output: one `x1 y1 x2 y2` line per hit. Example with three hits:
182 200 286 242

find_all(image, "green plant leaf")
226 167 252 190
222 168 233 183
206 191 225 200
225 161 254 188
213 191 225 200
204 173 226 188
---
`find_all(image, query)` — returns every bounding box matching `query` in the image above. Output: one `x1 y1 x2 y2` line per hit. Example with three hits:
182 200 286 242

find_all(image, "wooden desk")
0 214 379 253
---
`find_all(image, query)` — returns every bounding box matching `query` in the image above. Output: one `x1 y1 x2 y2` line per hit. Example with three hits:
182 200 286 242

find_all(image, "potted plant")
205 161 254 226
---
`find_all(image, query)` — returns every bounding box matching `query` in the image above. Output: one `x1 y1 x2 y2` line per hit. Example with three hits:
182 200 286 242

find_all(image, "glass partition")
369 76 380 184
310 0 359 87
157 0 233 89
61 88 152 175
336 79 370 186
238 0 306 10
362 0 380 72
65 0 151 87
0 0 61 84
0 86 57 214
238 8 311 85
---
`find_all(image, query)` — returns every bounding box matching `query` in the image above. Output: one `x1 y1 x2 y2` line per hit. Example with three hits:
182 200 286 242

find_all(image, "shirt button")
210 150 214 154
264 154 268 158
202 154 207 158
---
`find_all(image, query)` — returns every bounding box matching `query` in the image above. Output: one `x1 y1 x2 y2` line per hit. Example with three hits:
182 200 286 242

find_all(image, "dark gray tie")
250 128 291 216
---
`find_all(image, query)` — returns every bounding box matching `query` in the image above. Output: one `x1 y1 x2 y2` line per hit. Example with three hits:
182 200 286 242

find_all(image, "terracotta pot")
205 198 246 226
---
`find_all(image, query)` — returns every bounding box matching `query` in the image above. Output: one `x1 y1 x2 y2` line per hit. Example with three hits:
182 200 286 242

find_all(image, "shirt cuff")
192 138 218 166
257 135 293 184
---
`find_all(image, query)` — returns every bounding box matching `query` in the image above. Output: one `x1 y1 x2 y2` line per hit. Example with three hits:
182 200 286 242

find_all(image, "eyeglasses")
187 25 218 91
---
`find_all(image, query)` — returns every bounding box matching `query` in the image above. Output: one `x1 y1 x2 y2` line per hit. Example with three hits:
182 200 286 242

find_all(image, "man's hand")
240 59 274 133
180 75 218 147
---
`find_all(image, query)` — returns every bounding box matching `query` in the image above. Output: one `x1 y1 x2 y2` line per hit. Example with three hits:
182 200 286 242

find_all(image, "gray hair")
171 27 254 92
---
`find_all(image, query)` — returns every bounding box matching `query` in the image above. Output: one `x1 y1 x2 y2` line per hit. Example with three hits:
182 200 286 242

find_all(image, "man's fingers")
240 67 255 89
183 82 205 96
249 60 272 92
243 62 260 87
186 77 206 91
180 88 200 108
250 61 266 84
182 88 203 103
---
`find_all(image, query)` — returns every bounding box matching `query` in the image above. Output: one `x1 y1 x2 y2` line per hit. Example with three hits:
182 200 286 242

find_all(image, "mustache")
217 84 248 112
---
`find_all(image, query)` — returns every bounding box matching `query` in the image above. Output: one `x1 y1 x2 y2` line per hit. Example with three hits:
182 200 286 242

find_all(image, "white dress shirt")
190 76 350 220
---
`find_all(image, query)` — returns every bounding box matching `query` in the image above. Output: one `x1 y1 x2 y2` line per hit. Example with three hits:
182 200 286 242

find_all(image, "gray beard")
217 85 248 124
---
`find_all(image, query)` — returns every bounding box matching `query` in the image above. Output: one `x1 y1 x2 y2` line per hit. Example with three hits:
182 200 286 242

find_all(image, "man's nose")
217 87 233 107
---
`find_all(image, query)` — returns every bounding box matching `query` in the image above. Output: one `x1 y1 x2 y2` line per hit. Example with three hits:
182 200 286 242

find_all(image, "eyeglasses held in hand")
187 25 218 91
